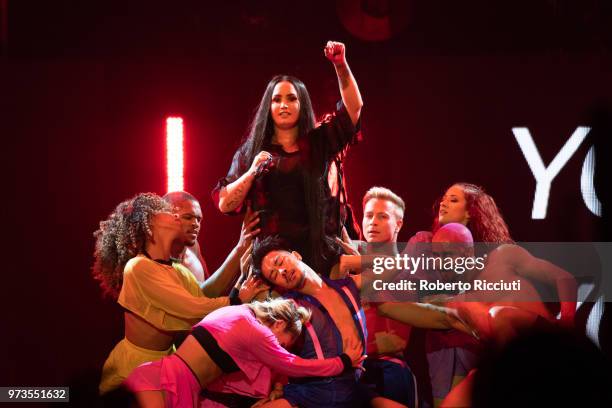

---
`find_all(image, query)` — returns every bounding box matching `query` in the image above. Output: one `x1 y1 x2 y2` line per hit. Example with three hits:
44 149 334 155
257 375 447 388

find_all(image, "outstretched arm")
247 325 345 378
324 41 363 125
200 208 261 297
377 302 473 335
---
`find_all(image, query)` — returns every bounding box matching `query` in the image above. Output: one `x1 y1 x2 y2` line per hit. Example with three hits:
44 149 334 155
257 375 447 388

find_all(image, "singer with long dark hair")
212 41 363 275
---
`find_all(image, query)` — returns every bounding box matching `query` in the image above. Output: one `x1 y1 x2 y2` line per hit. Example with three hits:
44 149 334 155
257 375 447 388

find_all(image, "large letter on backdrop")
513 126 590 219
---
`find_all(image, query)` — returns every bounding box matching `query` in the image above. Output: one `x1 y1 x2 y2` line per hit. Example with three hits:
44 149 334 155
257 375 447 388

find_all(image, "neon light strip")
166 117 184 193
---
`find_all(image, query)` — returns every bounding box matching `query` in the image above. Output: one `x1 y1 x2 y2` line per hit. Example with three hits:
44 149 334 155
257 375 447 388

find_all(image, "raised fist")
324 41 346 66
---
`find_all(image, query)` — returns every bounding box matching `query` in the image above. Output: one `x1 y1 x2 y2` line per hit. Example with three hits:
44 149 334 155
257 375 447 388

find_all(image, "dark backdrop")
1 0 610 393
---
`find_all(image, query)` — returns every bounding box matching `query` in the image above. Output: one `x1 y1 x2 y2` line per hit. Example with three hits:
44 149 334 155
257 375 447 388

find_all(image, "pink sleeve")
246 321 344 378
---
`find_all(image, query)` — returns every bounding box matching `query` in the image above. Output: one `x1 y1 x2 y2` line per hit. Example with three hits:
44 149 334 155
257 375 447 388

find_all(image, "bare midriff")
124 311 179 351
175 334 224 387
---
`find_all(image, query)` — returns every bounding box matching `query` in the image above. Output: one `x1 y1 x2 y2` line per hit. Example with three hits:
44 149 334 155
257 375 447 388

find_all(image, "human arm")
324 41 363 125
332 256 360 280
333 226 362 279
123 258 232 320
246 323 362 377
200 208 261 297
331 227 363 287
453 302 541 344
377 302 473 335
335 226 361 256
218 151 273 213
338 253 399 279
499 245 577 327
123 257 268 326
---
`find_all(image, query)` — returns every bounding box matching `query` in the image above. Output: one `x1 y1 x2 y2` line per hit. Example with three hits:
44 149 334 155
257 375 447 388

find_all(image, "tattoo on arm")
225 185 245 209
335 64 350 89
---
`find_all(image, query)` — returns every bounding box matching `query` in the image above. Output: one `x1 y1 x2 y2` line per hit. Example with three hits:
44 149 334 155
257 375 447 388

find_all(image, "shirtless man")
163 191 260 296
250 235 366 408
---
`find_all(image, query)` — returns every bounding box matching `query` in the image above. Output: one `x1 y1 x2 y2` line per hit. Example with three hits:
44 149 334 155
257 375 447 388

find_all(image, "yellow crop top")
117 255 229 331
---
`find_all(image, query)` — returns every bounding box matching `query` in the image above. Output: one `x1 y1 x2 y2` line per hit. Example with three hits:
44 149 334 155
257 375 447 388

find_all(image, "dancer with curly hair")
93 193 264 394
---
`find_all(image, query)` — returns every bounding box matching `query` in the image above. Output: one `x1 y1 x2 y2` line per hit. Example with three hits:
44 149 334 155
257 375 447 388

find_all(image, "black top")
213 101 361 272
191 325 240 373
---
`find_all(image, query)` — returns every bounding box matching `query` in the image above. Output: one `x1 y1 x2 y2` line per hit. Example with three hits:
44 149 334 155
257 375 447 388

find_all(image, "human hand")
324 41 347 66
343 336 366 369
454 302 493 341
239 274 270 303
250 385 283 408
444 307 480 339
335 226 359 256
239 243 254 283
237 207 261 251
269 382 284 401
249 151 274 177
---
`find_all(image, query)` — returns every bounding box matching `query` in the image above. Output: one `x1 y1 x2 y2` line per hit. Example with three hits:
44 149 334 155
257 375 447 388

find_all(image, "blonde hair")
363 186 405 220
248 298 311 338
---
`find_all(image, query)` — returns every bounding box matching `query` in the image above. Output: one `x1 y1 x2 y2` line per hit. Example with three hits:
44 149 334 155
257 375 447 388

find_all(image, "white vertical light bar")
166 117 184 193
580 146 602 216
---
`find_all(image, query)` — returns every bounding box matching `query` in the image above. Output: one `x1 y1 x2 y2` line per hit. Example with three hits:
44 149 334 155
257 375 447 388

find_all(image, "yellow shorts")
99 338 173 395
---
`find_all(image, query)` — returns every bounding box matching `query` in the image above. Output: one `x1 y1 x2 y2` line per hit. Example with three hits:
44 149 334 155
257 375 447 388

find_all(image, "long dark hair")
239 75 316 166
234 76 340 274
432 182 514 244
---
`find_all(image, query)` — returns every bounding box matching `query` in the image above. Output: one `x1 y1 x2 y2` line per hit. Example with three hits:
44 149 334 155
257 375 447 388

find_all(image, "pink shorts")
124 354 201 408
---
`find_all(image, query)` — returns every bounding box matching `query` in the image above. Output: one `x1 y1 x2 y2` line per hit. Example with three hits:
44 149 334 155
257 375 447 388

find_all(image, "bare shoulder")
488 244 529 265
183 247 206 283
191 240 203 256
